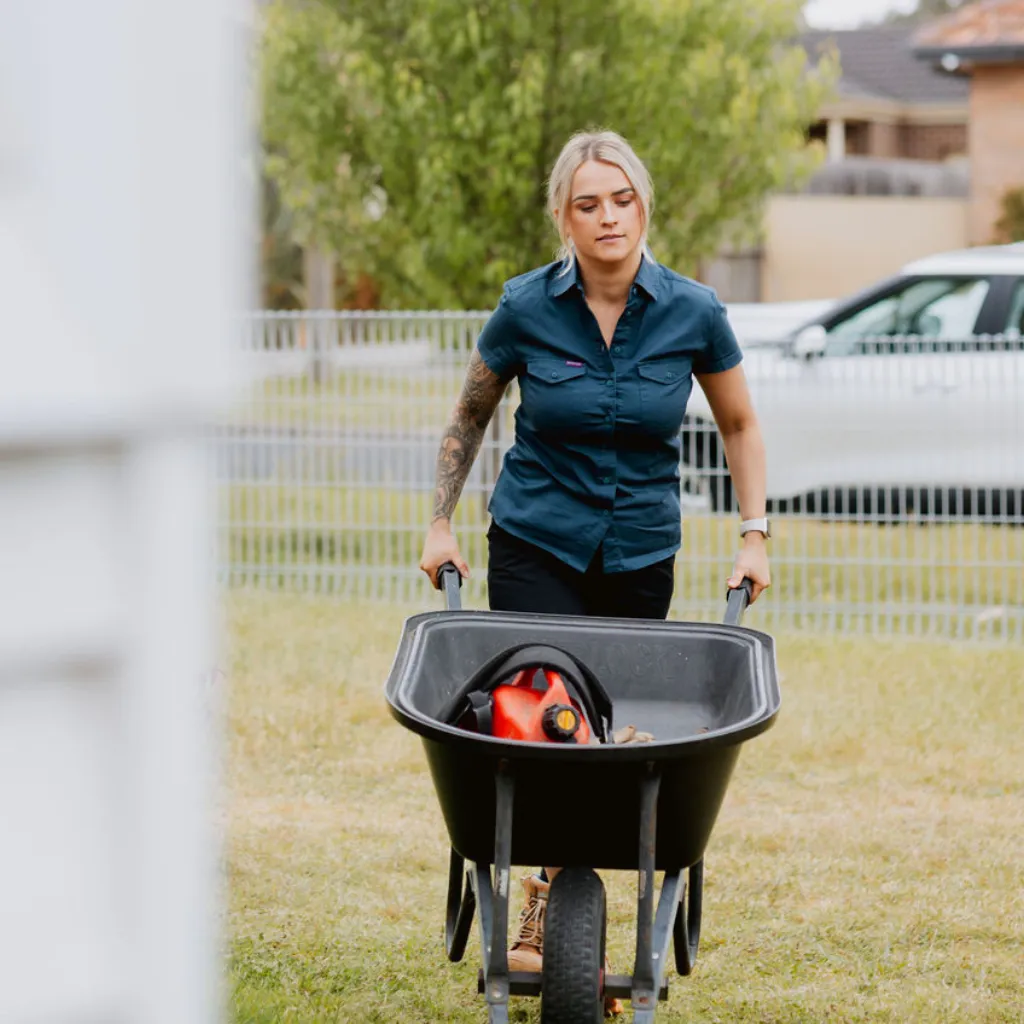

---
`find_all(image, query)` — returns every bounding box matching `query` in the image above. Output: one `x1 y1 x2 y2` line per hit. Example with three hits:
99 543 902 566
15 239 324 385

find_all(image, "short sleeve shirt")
476 256 742 573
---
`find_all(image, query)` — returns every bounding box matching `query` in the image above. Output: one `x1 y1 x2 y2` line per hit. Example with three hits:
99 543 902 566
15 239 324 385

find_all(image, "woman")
419 130 771 999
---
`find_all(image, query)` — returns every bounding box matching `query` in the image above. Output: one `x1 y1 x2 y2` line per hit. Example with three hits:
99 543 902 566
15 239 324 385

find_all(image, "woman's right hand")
419 519 470 589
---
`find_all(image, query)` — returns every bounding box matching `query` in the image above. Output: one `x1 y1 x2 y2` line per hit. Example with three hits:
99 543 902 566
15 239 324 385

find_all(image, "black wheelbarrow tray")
385 574 781 1023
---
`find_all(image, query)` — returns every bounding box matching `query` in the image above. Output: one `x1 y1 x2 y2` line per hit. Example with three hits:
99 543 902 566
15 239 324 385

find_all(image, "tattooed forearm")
432 351 509 524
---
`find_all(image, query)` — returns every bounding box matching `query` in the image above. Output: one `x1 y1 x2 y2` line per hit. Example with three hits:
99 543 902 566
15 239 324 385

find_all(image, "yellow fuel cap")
541 703 581 741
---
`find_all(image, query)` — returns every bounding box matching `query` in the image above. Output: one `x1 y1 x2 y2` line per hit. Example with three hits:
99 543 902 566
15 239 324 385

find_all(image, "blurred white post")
0 3 249 1023
826 117 846 163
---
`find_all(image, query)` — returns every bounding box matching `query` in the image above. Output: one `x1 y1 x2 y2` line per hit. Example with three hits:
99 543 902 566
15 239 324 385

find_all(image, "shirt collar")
633 254 659 301
549 258 582 298
548 253 659 301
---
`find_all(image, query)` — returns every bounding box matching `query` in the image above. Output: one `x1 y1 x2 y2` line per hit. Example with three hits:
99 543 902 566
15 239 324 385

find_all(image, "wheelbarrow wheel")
541 868 606 1024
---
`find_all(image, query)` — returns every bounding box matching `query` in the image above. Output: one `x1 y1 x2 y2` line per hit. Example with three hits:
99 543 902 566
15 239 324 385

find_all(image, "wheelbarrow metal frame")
446 759 705 1022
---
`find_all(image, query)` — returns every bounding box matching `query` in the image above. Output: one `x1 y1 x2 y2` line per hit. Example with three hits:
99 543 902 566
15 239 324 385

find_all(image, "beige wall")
969 64 1024 245
761 195 969 302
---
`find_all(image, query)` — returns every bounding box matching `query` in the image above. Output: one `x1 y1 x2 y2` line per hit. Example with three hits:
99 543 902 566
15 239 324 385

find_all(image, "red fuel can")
489 669 591 744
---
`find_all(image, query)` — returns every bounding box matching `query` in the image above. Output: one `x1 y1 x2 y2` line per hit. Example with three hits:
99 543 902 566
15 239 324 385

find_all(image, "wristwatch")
739 517 771 539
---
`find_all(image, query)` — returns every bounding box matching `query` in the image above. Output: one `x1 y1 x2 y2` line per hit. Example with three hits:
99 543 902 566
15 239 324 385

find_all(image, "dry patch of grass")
224 591 1024 1023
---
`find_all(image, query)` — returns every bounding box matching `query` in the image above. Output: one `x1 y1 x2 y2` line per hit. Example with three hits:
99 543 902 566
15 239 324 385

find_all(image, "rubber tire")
540 868 606 1024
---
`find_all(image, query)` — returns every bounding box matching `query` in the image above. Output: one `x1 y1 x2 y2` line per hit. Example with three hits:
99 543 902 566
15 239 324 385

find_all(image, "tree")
994 187 1024 244
260 170 305 309
262 0 837 309
260 1 385 300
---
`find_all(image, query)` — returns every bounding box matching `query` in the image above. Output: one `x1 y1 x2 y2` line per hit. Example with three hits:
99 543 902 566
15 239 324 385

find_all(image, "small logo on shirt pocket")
565 360 584 367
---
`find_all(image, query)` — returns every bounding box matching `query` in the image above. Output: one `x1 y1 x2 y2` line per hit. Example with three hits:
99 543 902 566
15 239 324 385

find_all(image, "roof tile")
801 26 969 104
914 0 1024 49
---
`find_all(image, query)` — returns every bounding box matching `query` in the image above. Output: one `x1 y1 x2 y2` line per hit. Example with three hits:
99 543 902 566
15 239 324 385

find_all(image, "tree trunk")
303 246 335 384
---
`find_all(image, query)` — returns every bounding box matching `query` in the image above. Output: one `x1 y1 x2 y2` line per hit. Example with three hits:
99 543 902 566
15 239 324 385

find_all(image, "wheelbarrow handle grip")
723 577 755 626
437 561 463 612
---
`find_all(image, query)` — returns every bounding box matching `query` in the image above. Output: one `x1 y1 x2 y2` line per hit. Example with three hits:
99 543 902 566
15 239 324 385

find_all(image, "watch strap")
740 517 770 538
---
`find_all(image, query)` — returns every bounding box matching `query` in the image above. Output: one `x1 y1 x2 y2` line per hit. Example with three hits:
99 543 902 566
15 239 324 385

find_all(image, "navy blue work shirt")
476 256 743 574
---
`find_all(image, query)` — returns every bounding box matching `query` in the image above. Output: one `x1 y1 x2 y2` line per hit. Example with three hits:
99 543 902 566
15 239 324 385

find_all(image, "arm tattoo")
432 351 509 523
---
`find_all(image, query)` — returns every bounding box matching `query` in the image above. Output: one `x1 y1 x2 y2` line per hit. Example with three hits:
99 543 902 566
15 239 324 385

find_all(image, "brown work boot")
603 955 623 1016
507 874 549 971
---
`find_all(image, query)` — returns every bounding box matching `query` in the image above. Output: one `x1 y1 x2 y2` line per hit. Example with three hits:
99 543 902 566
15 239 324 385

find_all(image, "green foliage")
994 186 1024 244
260 2 383 264
259 172 304 309
261 0 837 308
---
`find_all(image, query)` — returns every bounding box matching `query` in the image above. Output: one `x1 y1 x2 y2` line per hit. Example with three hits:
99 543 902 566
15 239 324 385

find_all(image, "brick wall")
810 118 968 162
868 121 901 158
901 123 968 161
970 63 1024 244
852 121 967 161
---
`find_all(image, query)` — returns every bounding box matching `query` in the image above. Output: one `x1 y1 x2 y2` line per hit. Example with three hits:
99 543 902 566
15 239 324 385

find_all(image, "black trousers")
486 522 674 620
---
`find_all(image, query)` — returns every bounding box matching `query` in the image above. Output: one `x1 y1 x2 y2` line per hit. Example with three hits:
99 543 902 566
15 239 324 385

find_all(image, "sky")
803 0 919 29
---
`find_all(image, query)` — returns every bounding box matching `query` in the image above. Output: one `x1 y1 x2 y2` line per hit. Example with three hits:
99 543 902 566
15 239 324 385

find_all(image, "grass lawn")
224 591 1024 1023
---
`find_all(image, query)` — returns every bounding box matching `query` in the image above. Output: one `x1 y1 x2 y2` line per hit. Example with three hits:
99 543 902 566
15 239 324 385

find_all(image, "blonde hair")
546 130 655 269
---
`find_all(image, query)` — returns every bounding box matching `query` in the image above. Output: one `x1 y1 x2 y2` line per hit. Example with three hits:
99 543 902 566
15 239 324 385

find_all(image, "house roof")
801 26 969 105
914 0 1024 52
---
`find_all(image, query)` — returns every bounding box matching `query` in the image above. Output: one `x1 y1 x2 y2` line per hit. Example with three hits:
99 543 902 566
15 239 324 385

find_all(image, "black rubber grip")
723 577 755 626
437 561 463 611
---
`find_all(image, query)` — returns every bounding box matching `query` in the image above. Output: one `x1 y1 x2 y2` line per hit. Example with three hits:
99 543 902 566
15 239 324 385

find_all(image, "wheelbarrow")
385 565 781 1023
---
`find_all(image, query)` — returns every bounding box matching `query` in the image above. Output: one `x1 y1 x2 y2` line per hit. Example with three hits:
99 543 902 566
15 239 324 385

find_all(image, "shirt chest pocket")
521 359 597 435
637 359 693 438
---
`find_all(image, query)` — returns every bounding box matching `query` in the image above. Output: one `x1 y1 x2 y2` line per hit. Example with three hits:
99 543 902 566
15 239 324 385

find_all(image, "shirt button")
604 379 614 386
601 476 612 484
613 346 622 354
666 371 675 379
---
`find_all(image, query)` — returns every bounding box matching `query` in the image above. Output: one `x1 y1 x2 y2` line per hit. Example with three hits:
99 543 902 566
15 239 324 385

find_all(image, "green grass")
224 591 1024 1023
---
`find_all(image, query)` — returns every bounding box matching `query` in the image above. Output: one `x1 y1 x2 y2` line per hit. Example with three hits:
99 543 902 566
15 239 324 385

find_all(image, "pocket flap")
637 360 688 384
526 359 588 384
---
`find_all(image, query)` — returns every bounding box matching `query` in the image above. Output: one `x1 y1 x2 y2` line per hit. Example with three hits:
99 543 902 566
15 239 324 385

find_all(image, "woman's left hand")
727 536 771 603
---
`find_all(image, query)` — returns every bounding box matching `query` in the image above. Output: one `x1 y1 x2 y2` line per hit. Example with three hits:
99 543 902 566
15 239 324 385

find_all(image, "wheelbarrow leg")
445 847 476 963
673 859 704 976
469 765 515 1024
630 769 683 1023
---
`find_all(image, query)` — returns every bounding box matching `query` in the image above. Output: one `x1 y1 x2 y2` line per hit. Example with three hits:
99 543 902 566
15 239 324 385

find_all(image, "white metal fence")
217 312 1024 642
